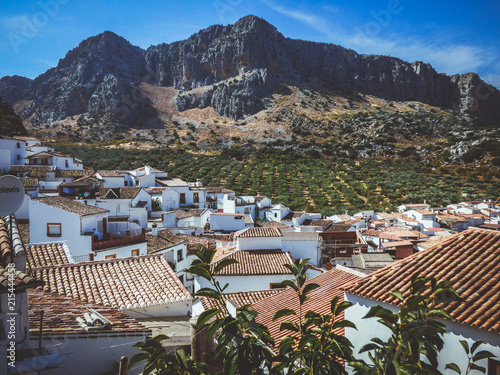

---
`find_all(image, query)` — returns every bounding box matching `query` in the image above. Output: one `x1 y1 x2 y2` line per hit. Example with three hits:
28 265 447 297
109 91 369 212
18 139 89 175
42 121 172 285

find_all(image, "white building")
0 136 26 171
344 228 500 374
234 227 282 251
281 232 322 266
210 212 246 232
26 151 83 170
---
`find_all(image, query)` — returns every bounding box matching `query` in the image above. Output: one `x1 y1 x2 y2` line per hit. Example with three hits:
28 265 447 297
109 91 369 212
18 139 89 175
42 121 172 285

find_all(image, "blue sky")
1 0 499 88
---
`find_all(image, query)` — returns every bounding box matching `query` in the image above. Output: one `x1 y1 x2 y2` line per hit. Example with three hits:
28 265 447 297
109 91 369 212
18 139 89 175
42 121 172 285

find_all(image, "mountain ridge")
0 15 499 139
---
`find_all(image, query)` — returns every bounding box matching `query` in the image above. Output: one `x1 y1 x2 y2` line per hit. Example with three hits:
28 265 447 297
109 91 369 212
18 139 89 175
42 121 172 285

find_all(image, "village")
1 134 500 374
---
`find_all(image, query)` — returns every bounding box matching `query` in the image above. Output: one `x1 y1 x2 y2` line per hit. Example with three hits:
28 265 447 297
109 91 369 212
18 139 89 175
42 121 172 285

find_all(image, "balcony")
87 228 146 251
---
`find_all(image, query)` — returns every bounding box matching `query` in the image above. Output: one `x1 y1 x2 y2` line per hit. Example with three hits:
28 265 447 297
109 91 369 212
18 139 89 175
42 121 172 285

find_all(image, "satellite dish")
0 175 25 215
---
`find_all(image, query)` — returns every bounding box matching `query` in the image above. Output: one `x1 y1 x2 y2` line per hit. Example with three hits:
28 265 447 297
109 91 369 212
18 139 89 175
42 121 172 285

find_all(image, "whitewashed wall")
237 236 282 251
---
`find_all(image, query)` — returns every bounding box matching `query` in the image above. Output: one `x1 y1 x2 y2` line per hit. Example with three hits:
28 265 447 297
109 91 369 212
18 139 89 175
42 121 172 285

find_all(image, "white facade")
210 213 246 232
177 210 211 229
195 274 294 293
93 241 148 261
236 236 282 251
265 204 291 222
0 138 26 169
125 300 192 319
281 233 322 266
29 200 106 257
344 293 500 374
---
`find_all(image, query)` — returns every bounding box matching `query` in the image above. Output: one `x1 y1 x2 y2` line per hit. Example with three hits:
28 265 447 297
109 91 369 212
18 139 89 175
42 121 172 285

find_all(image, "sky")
1 0 499 88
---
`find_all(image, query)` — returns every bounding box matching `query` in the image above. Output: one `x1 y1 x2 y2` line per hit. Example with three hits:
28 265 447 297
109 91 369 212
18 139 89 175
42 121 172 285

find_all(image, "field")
54 144 500 215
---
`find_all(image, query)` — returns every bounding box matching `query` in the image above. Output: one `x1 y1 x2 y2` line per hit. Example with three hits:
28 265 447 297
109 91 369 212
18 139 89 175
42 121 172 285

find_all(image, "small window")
193 192 199 203
16 155 20 160
131 249 139 257
244 207 250 214
270 283 285 289
105 254 117 260
47 223 61 237
17 143 20 148
65 160 68 168
177 249 183 262
489 359 500 375
180 193 186 204
179 274 184 284
274 213 277 218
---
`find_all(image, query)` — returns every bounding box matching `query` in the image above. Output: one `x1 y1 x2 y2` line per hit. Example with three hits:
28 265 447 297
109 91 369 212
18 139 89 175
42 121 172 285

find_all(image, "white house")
222 195 256 220
403 209 440 229
0 136 26 171
234 227 282 251
156 178 206 209
176 209 211 229
26 151 83 170
281 232 322 266
398 203 431 213
210 212 246 232
265 204 291 222
343 228 500 374
205 187 236 209
29 196 109 259
96 170 132 188
195 250 297 293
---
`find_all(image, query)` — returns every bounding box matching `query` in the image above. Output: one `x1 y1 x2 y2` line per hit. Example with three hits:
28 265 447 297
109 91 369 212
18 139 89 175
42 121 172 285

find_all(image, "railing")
91 228 146 251
72 254 94 263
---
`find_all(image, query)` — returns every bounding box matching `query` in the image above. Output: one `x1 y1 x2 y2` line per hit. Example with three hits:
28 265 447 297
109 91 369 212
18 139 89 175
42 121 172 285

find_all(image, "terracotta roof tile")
9 165 51 178
56 169 94 178
25 243 72 272
97 170 129 177
33 196 109 216
34 254 191 310
29 289 151 337
251 269 361 347
175 209 209 219
98 187 142 199
235 227 282 238
1 216 25 264
258 221 293 230
343 228 500 334
146 233 183 253
200 290 282 319
0 265 44 292
211 250 293 276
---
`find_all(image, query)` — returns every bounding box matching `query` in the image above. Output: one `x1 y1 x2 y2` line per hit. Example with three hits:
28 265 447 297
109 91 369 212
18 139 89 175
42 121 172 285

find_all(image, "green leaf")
390 290 404 302
459 340 470 355
127 352 150 369
196 308 221 330
469 363 486 373
186 264 211 281
472 350 495 362
302 282 320 297
280 320 299 332
470 340 484 355
194 287 221 300
213 258 239 274
280 279 299 292
273 308 297 321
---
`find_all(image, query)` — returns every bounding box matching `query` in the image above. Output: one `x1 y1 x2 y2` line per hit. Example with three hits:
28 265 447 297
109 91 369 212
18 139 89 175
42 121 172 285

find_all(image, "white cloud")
259 1 498 77
483 74 500 90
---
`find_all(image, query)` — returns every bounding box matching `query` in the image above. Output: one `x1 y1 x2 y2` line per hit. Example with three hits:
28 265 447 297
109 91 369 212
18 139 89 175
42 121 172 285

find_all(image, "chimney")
152 223 158 236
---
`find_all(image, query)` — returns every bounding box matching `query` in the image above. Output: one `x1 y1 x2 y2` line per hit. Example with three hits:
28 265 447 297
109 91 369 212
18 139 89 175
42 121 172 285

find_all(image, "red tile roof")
343 228 500 334
235 227 282 238
212 250 293 276
25 243 71 272
29 289 151 337
251 269 361 347
258 221 293 230
200 290 282 319
34 254 191 310
33 196 109 216
0 265 44 293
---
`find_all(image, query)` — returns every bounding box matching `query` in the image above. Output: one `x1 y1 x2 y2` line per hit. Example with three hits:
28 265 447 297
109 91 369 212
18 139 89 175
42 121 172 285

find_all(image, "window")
179 274 184 284
131 249 139 257
177 249 183 262
16 143 20 148
47 223 61 237
270 283 285 289
193 192 199 203
105 254 116 260
274 213 277 218
65 160 68 168
16 155 20 161
244 207 250 214
489 359 500 375
180 193 186 204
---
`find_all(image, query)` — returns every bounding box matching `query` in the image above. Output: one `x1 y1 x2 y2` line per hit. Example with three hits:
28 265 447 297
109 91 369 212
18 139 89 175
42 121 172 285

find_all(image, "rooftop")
97 170 129 177
98 187 142 200
33 196 109 216
175 209 209 219
343 228 500 334
211 249 293 276
25 242 72 272
29 289 151 337
235 227 282 238
251 269 361 347
282 232 321 241
34 254 191 310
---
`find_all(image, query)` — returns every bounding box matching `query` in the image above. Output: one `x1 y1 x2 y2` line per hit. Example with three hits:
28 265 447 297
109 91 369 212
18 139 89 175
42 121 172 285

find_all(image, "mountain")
0 97 27 136
0 15 499 152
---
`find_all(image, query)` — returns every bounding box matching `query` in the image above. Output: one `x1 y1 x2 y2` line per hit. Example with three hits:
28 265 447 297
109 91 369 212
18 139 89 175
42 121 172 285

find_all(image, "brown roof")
302 219 333 230
211 250 293 276
56 169 94 178
20 177 38 188
175 209 209 219
200 290 282 319
146 233 184 253
343 228 500 334
99 187 142 199
33 196 109 216
0 265 44 293
282 211 305 221
145 187 168 195
157 229 212 247
323 224 352 232
9 165 51 178
97 170 129 177
25 243 71 272
1 216 25 264
258 221 293 230
252 269 361 347
29 289 151 337
34 254 191 309
235 227 282 238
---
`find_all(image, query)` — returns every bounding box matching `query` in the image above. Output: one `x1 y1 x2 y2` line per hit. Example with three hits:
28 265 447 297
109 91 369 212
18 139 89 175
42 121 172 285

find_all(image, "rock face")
1 15 499 127
0 97 27 136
